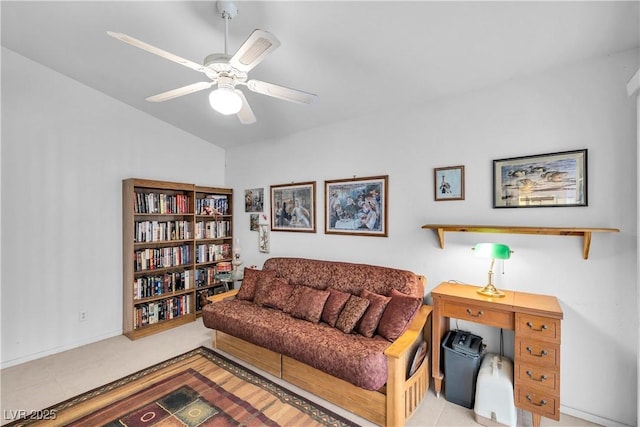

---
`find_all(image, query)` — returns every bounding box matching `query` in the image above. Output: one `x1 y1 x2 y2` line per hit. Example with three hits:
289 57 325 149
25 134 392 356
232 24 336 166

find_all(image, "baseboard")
0 329 122 369
561 405 632 427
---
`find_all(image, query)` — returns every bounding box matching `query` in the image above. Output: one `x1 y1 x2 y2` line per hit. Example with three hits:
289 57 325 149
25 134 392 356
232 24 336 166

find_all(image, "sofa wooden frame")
207 283 433 427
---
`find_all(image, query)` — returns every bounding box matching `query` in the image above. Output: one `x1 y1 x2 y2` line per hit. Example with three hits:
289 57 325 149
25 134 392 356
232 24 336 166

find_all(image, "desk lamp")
473 243 512 298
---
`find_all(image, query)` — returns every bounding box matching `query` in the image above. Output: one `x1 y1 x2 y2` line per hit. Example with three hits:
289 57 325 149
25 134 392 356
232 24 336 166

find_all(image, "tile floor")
1 318 598 426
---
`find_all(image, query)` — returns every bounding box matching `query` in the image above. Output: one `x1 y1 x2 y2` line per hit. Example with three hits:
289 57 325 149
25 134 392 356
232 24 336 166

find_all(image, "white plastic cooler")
473 353 517 427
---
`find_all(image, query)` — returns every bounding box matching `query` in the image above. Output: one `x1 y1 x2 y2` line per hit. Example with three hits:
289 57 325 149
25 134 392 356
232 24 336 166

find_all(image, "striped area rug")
7 347 360 427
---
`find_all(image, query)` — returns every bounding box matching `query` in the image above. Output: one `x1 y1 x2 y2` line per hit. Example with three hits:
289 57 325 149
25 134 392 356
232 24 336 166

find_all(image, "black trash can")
442 329 484 408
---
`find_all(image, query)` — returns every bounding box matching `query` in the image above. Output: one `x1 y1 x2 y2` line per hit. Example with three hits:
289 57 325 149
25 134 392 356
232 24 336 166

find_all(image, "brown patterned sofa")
202 257 432 426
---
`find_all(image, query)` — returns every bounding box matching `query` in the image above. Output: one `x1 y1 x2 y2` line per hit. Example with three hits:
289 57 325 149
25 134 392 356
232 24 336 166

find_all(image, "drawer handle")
466 308 484 317
526 370 548 382
526 395 547 407
526 347 548 357
526 321 548 332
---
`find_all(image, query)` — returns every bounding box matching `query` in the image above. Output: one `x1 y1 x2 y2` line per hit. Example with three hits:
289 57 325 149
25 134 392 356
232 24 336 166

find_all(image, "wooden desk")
431 282 563 427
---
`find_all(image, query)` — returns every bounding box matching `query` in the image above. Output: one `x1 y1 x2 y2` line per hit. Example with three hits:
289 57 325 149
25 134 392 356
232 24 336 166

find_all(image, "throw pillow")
289 287 331 323
253 277 293 310
321 288 351 327
377 288 422 341
335 295 370 334
236 268 276 301
357 289 391 338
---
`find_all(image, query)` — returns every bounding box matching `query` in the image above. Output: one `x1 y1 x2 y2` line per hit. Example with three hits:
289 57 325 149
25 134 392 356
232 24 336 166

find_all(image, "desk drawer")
515 338 560 368
516 362 559 393
515 385 559 420
516 313 560 342
441 301 513 329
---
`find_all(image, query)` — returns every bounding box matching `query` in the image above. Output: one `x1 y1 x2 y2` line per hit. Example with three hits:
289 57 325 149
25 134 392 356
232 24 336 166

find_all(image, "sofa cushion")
264 258 333 289
289 287 331 323
357 290 391 338
321 288 351 327
377 289 422 341
202 300 391 390
335 295 370 334
253 278 294 310
262 257 424 298
237 268 277 301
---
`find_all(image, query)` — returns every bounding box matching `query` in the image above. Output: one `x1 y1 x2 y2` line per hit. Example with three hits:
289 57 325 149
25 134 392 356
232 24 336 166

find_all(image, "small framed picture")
244 188 264 212
325 175 388 237
270 181 316 232
434 166 465 201
493 149 587 208
249 214 259 231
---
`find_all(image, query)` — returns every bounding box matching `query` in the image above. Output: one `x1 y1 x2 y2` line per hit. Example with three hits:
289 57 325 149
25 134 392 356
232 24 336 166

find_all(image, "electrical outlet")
79 311 88 322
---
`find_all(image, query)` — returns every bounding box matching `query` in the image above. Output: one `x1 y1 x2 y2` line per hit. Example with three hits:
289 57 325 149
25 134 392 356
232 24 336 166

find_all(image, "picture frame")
325 175 388 237
493 149 587 208
434 165 465 201
244 188 264 212
249 214 259 231
270 181 316 232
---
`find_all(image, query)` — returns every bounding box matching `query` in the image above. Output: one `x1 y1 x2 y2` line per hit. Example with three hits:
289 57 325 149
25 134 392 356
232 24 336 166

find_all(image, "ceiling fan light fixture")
209 84 242 115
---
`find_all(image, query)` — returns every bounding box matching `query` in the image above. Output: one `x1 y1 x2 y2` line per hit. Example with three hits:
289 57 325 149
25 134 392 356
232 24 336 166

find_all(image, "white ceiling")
2 1 638 148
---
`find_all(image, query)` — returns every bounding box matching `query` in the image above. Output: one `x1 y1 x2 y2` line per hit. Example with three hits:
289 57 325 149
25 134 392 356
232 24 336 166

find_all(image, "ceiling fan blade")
235 90 256 125
246 80 318 105
107 31 204 73
146 81 214 102
229 29 281 73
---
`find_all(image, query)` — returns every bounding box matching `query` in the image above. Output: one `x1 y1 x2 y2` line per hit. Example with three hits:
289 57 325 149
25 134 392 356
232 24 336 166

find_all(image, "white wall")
0 48 226 367
226 50 638 426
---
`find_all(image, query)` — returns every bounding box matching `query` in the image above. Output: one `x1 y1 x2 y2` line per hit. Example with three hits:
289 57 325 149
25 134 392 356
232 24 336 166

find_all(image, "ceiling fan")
107 0 318 124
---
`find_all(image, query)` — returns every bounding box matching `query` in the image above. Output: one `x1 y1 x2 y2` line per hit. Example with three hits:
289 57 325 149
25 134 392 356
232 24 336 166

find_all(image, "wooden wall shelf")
421 224 619 259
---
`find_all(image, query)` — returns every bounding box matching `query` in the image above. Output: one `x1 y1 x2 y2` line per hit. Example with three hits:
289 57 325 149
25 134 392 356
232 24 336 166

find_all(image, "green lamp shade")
473 243 511 260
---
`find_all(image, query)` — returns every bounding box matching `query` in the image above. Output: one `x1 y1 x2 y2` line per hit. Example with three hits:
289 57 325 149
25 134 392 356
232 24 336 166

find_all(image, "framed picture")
325 175 388 237
493 149 587 208
244 188 264 212
249 214 259 231
270 181 316 232
434 166 465 201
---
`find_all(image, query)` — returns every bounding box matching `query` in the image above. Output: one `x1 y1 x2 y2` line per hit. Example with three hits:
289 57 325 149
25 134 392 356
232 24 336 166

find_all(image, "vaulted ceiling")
2 1 638 148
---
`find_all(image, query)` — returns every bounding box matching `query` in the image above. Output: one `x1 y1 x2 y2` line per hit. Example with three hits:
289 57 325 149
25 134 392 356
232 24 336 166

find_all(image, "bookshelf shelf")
123 178 233 339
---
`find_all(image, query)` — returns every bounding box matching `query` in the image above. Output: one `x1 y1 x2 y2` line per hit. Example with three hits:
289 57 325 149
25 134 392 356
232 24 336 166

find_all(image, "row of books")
133 270 192 300
134 220 192 243
134 245 191 272
195 266 222 287
196 243 230 264
134 192 190 214
195 220 230 239
196 195 229 215
133 295 192 328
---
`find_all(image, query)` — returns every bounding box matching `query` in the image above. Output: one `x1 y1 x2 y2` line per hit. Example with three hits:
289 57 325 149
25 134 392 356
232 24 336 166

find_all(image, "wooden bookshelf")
122 178 233 339
421 224 619 259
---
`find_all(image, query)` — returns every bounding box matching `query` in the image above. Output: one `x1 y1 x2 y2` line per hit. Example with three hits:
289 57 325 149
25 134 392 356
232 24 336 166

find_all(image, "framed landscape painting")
493 149 587 208
270 181 316 232
325 175 388 237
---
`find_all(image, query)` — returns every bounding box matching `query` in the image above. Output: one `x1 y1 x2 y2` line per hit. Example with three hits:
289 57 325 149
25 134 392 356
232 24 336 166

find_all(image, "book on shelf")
133 294 192 329
195 243 230 264
134 220 192 242
134 245 192 271
196 194 229 216
133 270 192 299
195 220 230 239
134 192 191 214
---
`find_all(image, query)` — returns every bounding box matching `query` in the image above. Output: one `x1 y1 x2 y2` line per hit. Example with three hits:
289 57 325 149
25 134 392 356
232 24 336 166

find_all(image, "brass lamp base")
477 284 505 298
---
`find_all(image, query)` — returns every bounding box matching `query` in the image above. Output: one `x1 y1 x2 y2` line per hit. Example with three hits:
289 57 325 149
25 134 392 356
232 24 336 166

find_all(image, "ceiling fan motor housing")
217 1 238 19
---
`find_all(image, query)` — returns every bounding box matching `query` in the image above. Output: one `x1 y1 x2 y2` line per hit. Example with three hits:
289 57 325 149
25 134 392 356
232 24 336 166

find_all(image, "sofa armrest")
384 304 432 360
207 289 239 303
